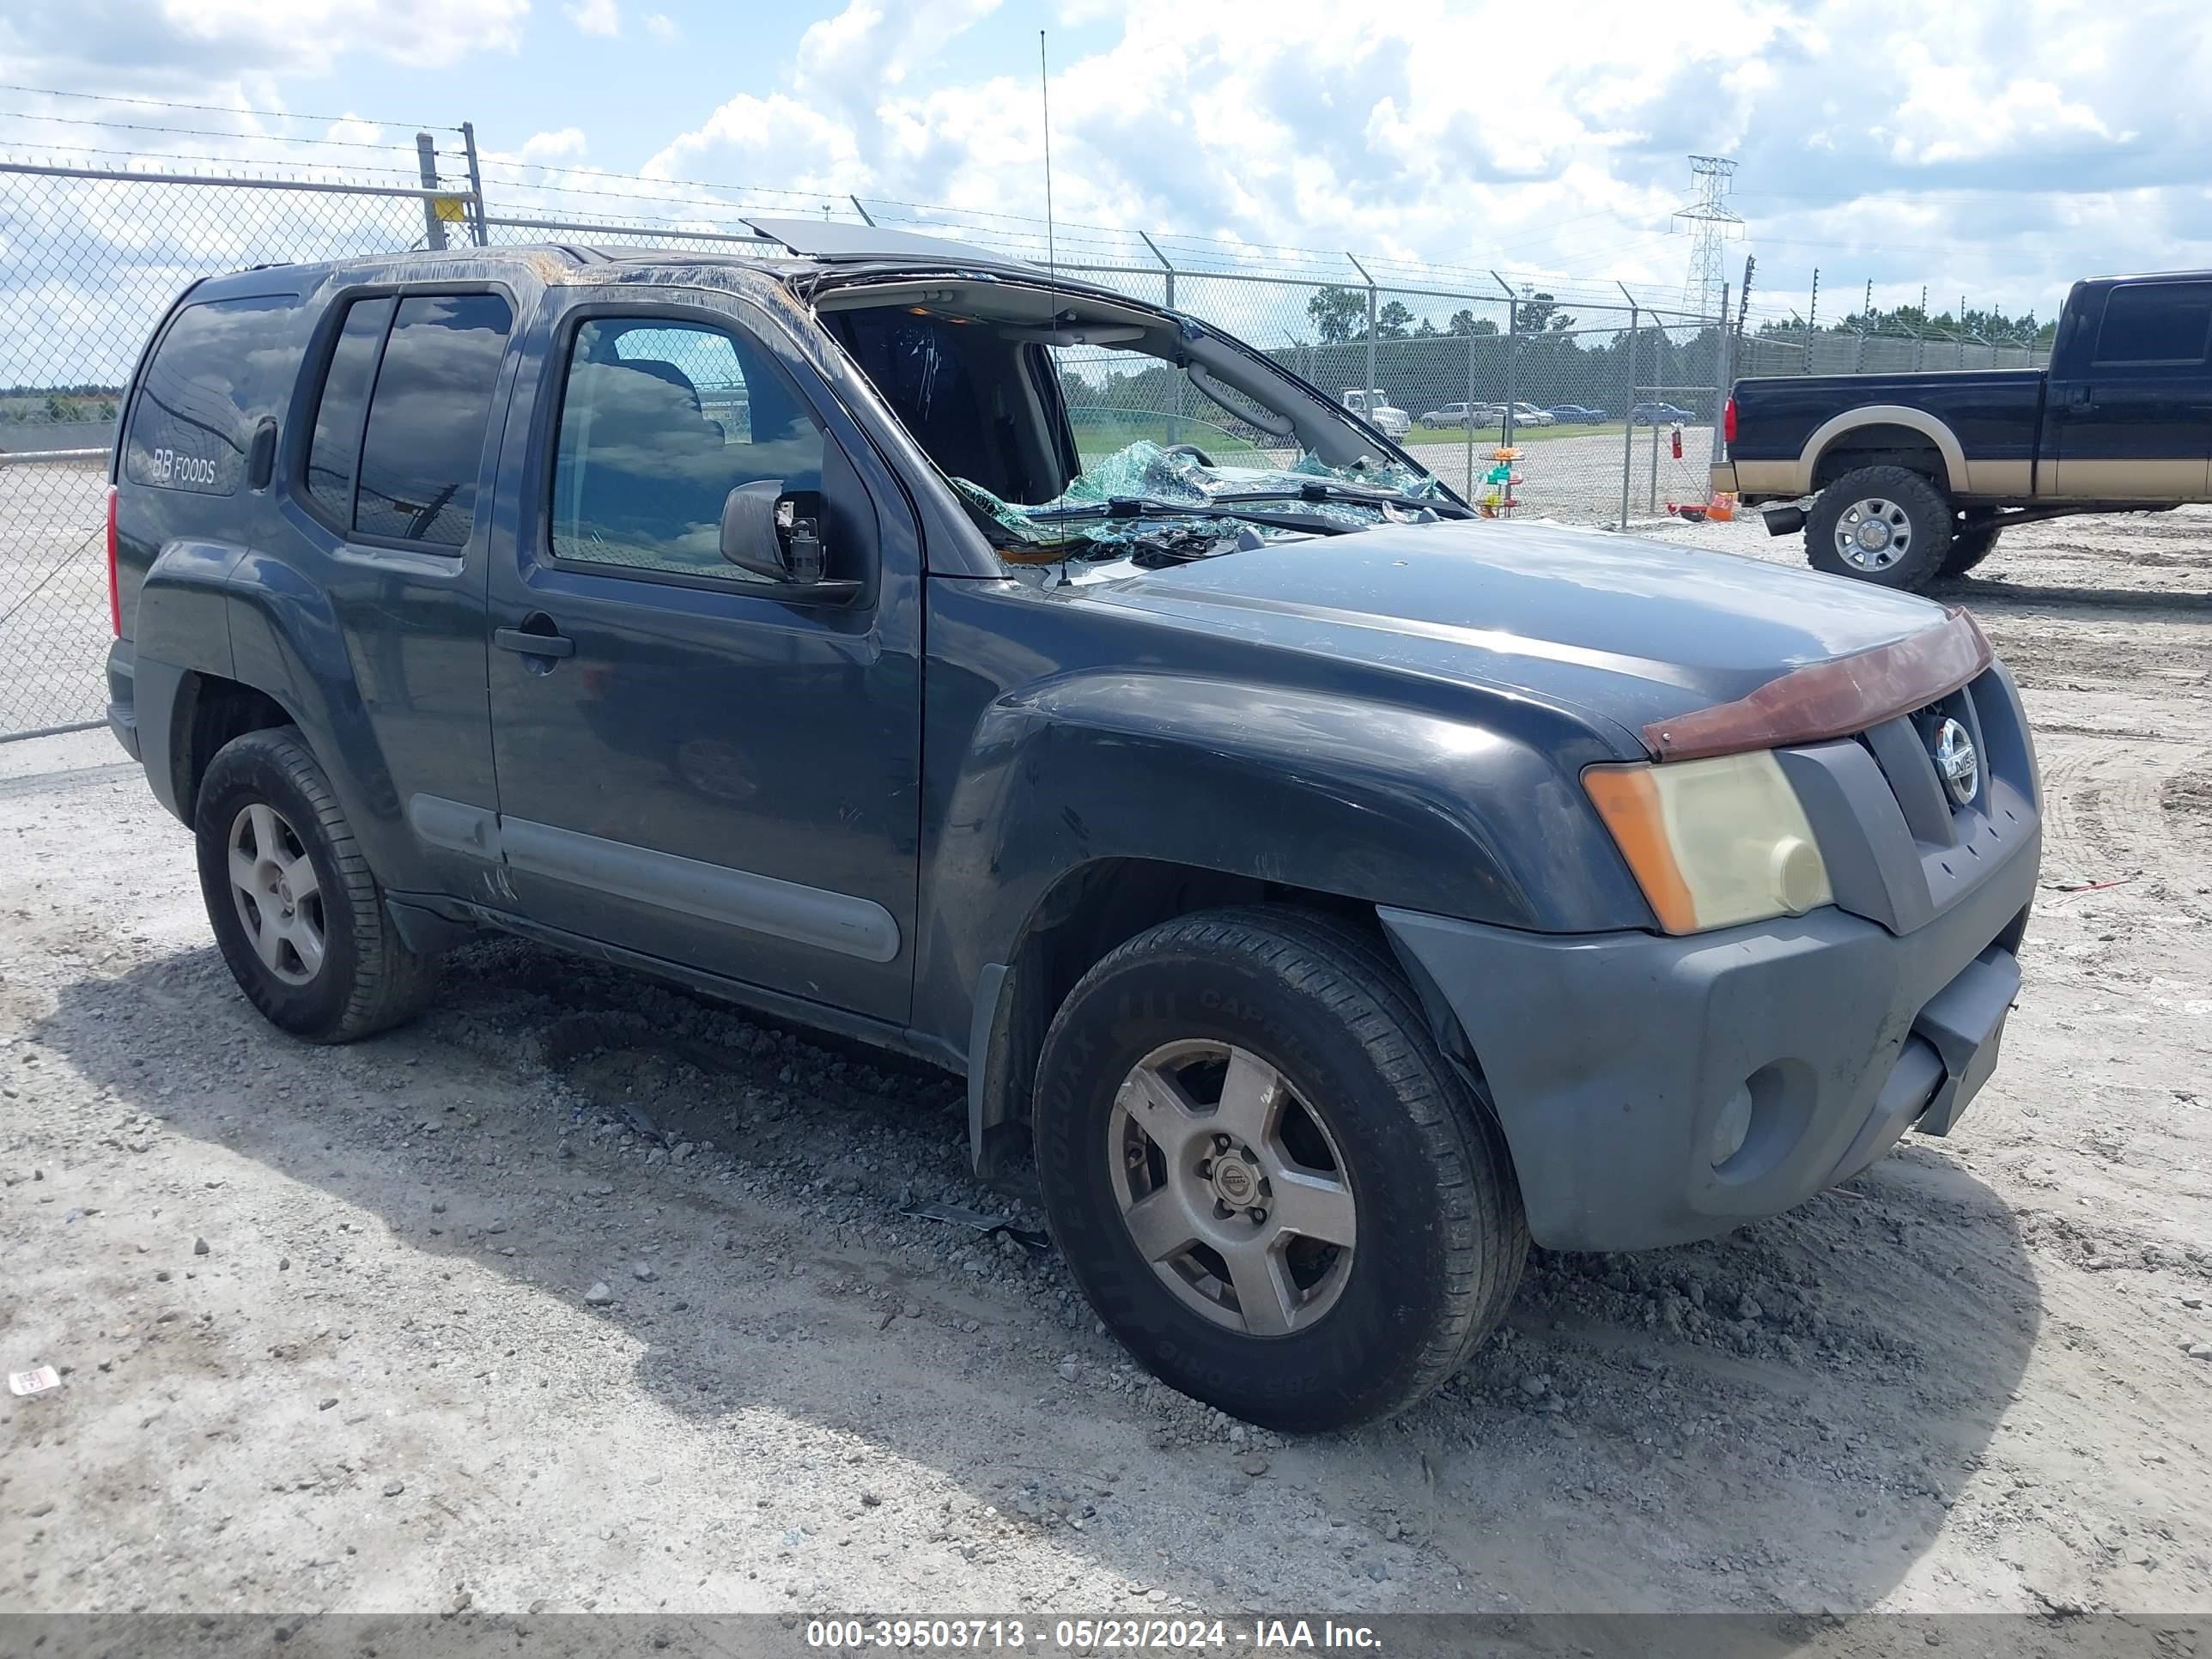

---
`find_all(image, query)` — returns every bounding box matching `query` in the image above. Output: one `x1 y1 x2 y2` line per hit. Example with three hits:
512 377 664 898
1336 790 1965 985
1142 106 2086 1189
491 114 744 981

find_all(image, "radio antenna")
1039 29 1058 325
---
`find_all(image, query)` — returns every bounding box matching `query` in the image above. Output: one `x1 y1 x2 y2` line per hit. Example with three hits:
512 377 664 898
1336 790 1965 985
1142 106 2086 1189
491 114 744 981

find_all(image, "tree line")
1301 284 1584 343
1756 302 2055 346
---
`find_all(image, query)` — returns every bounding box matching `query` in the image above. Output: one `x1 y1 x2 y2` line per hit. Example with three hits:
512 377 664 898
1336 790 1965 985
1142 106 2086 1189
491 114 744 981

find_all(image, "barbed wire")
0 82 459 131
0 142 431 178
0 107 431 151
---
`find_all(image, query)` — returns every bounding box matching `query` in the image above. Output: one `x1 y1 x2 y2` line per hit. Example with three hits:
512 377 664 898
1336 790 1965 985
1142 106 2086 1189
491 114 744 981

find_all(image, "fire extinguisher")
1669 422 1684 460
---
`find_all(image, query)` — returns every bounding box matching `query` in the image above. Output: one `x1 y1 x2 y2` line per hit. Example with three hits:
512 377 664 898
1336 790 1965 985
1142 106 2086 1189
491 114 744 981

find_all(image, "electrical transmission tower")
1673 155 1741 322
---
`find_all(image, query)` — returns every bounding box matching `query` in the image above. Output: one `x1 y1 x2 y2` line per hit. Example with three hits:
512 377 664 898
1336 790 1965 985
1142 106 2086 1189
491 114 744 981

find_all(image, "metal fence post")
1491 271 1517 449
1710 281 1733 469
1464 322 1477 501
459 122 488 246
1502 300 1519 449
1346 253 1377 413
416 133 447 251
1141 232 1181 442
1619 293 1639 530
1649 407 1661 514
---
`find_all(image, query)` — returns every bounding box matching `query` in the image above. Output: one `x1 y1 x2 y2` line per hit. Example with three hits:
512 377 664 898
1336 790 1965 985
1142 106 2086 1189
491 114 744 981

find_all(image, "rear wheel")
194 726 436 1042
1805 465 1953 591
1032 907 1527 1431
1939 518 2002 579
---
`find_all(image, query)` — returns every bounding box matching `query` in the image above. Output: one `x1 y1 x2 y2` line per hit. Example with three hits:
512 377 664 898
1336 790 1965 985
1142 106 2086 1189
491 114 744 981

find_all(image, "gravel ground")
0 508 2208 1623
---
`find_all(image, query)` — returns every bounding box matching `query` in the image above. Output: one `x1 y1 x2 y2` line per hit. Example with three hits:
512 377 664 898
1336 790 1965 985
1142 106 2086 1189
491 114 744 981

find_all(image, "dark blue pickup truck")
1716 270 2212 589
103 222 2040 1429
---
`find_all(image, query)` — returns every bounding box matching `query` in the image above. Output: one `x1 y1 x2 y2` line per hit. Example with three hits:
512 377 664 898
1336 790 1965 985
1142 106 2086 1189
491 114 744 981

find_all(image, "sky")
4 0 2211 332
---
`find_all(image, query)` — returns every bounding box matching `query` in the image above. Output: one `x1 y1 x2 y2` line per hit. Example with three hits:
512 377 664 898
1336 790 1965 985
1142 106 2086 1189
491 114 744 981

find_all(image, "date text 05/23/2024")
803 1618 1383 1651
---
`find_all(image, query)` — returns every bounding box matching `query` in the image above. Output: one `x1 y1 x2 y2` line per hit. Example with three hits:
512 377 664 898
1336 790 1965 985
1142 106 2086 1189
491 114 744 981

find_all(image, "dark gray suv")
102 222 2040 1430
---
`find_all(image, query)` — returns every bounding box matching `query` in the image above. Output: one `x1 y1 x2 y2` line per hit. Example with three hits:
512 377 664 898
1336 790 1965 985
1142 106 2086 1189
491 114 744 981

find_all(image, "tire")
1939 520 2002 579
1032 906 1528 1431
1805 465 1953 591
193 726 436 1042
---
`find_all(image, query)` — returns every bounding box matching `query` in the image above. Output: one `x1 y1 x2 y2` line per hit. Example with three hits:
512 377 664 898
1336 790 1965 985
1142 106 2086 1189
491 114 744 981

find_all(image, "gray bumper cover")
1380 823 2036 1252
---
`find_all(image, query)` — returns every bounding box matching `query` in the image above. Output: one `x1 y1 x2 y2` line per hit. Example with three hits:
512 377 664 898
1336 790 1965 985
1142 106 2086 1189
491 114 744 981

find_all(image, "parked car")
1339 386 1410 439
1630 400 1697 425
1508 402 1556 427
1416 401 1487 428
1547 404 1607 423
104 226 2040 1433
1717 268 2212 591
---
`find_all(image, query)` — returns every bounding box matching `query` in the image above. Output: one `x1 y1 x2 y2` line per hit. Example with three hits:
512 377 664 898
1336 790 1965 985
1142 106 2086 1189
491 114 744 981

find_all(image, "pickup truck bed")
1725 369 2045 503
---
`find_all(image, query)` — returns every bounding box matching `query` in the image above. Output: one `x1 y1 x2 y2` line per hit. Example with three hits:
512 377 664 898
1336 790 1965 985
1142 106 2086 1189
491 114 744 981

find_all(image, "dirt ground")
0 507 2207 1629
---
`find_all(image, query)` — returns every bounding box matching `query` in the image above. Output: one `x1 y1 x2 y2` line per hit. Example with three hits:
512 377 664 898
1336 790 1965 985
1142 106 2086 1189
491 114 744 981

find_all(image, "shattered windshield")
952 441 1451 562
814 280 1465 572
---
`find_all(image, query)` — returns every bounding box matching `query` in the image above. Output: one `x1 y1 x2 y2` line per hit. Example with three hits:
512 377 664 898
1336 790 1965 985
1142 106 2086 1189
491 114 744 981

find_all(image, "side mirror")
720 481 827 584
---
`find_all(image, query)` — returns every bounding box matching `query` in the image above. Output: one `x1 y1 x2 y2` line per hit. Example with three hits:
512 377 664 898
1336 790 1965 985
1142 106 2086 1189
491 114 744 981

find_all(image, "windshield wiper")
1024 496 1359 537
1211 480 1470 519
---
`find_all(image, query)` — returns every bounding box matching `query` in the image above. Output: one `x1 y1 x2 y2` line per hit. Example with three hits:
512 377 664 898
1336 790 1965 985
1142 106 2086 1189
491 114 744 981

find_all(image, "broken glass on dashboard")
951 440 1452 562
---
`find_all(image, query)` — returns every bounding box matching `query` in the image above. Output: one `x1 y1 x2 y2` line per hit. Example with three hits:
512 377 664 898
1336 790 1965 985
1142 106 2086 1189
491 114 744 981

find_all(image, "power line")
0 141 428 178
0 82 459 131
0 107 425 152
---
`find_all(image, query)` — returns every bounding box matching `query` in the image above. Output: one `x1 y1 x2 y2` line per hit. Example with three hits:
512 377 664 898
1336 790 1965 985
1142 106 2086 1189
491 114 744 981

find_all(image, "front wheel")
194 726 436 1042
1805 465 1953 591
1032 908 1527 1431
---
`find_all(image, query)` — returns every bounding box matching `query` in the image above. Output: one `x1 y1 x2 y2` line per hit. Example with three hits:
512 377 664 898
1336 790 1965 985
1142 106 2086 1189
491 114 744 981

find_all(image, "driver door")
483 289 923 1024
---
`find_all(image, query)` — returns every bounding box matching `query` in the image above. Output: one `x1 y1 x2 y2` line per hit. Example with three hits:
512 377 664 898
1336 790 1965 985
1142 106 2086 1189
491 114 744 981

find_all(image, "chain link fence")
0 161 468 735
20 123 1982 737
1736 320 2051 377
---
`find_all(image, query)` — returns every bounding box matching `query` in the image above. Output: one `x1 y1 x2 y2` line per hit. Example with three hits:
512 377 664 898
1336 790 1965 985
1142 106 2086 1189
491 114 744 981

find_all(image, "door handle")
246 417 278 490
494 623 574 659
2066 385 2096 411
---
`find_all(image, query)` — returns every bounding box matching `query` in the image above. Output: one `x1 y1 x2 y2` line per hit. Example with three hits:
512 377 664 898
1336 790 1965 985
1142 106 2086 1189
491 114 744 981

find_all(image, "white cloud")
145 0 528 73
629 0 2212 317
514 127 588 162
13 0 2210 325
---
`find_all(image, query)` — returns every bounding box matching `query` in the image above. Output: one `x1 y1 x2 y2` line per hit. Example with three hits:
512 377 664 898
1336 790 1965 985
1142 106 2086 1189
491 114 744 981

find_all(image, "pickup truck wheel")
1032 907 1527 1431
193 726 436 1043
1806 465 1952 591
1940 520 2002 579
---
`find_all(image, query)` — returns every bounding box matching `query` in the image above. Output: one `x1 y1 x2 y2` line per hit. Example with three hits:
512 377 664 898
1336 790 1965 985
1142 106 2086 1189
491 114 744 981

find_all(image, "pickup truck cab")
105 224 2040 1431
1338 386 1411 438
1717 270 2212 589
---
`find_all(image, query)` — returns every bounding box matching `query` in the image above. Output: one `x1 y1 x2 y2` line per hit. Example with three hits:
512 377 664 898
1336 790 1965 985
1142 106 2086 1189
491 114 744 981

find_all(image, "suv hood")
1080 518 1953 754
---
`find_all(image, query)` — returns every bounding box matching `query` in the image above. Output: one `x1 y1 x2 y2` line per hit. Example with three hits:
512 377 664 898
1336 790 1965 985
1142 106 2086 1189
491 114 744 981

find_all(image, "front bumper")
1380 817 2036 1251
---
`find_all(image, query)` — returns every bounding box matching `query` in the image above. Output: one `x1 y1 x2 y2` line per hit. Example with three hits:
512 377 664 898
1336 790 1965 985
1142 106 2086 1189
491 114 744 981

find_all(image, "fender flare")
1800 404 1968 494
912 668 1650 1128
214 554 427 890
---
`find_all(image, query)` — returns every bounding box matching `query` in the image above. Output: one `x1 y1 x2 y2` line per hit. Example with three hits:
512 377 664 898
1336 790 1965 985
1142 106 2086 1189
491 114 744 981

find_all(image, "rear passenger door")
482 289 924 1025
2044 279 2212 501
246 284 520 900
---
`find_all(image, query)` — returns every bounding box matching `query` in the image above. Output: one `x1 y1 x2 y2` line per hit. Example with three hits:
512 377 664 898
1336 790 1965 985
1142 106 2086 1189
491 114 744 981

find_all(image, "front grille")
1852 665 2035 915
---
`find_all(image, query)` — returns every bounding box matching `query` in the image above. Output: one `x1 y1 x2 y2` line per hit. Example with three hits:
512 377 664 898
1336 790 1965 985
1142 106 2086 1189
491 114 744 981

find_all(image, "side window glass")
550 317 826 580
302 295 396 525
355 293 513 547
122 295 295 495
2093 283 2212 368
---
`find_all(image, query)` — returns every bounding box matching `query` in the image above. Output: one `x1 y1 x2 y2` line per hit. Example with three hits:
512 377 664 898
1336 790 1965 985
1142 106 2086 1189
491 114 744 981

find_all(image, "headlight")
1583 750 1832 935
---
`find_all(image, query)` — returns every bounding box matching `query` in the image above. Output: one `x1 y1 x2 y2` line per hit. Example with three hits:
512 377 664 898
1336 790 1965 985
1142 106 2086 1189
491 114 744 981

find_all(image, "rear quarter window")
122 294 297 495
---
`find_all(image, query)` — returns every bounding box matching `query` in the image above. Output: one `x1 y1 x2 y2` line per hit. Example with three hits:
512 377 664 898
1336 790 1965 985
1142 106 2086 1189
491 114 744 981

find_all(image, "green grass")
1402 420 1638 445
1068 416 1267 457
